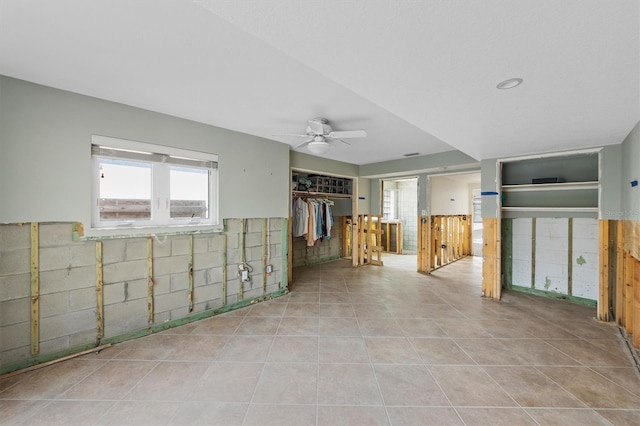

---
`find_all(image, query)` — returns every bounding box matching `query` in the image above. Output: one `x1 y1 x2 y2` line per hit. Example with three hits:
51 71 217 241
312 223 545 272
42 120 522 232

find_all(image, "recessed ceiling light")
496 78 523 90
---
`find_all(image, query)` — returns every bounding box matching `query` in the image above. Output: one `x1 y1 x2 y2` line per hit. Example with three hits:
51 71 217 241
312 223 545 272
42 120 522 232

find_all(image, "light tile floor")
2 257 640 425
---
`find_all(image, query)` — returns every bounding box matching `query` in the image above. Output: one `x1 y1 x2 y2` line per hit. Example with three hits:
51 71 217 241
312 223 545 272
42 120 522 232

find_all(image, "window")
91 136 218 230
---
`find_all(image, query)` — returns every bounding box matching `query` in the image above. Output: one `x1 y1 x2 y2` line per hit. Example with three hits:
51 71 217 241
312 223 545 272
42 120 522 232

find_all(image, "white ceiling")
1 0 638 165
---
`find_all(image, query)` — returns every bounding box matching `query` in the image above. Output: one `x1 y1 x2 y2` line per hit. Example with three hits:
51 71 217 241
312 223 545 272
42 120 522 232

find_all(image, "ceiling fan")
275 117 367 155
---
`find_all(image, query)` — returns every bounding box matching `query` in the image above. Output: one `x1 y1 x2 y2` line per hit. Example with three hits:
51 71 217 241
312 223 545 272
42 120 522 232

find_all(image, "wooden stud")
188 234 194 312
95 242 104 342
288 218 293 285
30 222 39 355
634 257 640 347
239 220 245 301
616 221 624 325
598 220 610 322
481 218 501 299
147 236 154 325
431 217 437 268
262 218 268 295
222 234 227 305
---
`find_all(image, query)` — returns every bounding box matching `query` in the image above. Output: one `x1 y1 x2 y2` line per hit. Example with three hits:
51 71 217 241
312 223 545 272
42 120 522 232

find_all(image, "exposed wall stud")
222 234 228 305
616 221 624 325
598 220 610 321
30 222 39 355
262 218 268 295
482 218 501 299
147 236 154 324
188 234 194 312
95 241 104 343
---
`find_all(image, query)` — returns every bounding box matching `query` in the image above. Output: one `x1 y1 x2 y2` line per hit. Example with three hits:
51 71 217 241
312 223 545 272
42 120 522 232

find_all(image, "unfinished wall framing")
501 217 599 304
0 219 287 375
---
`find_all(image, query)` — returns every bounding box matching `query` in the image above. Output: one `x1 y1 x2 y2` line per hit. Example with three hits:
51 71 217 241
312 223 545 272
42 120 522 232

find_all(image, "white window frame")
90 135 219 236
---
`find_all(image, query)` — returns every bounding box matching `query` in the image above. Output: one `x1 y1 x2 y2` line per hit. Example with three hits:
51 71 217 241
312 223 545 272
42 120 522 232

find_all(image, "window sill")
74 222 223 240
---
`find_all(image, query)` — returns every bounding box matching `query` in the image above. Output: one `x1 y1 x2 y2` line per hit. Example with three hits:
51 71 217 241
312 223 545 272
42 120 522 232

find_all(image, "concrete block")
573 218 598 239
0 273 30 301
194 283 220 304
154 255 188 277
269 219 282 231
104 278 148 306
154 290 189 315
171 237 191 256
40 265 95 294
226 233 239 250
244 287 263 300
0 224 30 251
244 232 262 248
247 219 263 234
1 321 31 351
0 298 30 326
170 272 189 292
153 237 172 258
69 243 96 268
153 275 171 295
225 219 242 234
249 246 263 263
70 287 98 311
226 279 240 298
0 248 30 275
39 246 71 272
102 239 126 264
103 298 148 336
170 306 190 321
210 235 224 251
227 249 241 265
194 267 222 287
69 329 100 348
39 223 73 248
125 238 149 261
40 309 97 340
154 311 171 324
39 335 71 356
103 259 147 284
0 345 31 368
40 292 70 318
193 235 214 253
193 251 218 270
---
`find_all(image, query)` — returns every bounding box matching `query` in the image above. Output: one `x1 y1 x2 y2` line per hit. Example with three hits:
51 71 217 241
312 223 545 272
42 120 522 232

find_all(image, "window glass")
98 158 151 221
169 165 209 219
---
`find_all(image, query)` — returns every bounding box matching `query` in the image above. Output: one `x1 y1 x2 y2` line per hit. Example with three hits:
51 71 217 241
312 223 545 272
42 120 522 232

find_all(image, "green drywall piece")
576 255 586 266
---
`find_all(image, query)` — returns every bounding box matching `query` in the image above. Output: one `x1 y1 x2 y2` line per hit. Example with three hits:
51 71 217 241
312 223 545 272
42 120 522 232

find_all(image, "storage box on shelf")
292 172 352 197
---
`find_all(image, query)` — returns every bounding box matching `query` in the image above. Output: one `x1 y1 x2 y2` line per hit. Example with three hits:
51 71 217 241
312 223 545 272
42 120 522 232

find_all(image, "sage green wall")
359 150 477 178
0 76 290 224
290 151 359 177
621 120 640 221
600 144 622 219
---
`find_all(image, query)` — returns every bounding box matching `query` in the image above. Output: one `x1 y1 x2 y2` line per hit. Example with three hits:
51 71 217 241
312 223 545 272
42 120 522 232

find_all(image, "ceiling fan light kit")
276 117 367 156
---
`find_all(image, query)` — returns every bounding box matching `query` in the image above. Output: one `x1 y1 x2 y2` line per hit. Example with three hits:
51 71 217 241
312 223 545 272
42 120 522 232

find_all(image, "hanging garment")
292 197 309 237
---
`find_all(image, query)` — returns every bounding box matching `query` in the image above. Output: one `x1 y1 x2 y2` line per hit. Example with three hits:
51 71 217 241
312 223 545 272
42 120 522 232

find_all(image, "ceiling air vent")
403 152 420 157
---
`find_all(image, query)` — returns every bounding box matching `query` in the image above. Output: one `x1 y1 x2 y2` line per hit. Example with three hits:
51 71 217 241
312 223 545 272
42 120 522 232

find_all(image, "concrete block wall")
509 217 598 301
292 217 343 268
0 218 286 373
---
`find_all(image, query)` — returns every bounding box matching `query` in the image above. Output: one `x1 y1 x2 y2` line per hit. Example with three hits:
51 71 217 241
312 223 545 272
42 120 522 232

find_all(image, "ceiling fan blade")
337 139 351 146
294 139 314 149
272 133 309 138
327 130 367 139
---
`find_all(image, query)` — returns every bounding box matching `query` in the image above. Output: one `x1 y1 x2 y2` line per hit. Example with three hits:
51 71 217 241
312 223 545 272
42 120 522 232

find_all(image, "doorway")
381 177 418 270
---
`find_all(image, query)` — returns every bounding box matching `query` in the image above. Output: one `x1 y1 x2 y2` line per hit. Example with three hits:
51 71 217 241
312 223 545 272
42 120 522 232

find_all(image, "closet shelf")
501 206 598 212
501 181 598 192
292 190 351 199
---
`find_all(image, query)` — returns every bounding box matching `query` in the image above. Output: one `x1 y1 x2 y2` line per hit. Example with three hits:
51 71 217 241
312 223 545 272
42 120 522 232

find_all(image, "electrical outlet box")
265 264 273 274
241 270 250 282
